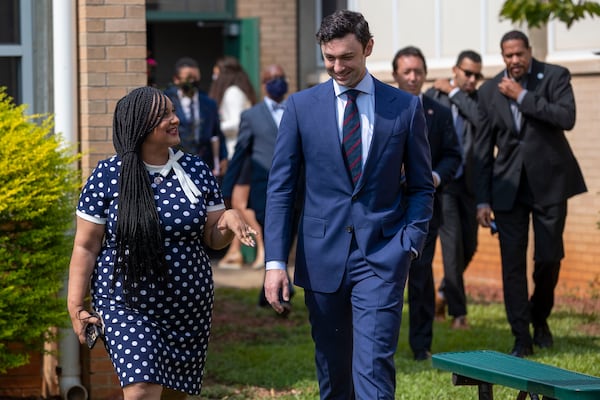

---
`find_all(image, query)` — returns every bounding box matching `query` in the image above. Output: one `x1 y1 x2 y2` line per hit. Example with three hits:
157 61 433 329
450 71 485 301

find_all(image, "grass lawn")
191 287 599 399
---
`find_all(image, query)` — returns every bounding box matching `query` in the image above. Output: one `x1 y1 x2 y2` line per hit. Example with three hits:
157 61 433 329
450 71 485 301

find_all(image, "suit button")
345 226 354 233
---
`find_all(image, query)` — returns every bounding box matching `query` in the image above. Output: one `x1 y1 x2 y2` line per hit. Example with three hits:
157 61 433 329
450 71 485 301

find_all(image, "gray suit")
221 100 279 226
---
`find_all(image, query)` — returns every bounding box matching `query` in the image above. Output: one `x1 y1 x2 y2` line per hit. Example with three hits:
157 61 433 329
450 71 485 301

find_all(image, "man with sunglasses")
425 50 483 331
475 30 586 358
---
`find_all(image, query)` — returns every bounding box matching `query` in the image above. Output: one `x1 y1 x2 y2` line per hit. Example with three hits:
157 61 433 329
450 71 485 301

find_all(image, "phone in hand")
490 220 498 235
85 320 104 349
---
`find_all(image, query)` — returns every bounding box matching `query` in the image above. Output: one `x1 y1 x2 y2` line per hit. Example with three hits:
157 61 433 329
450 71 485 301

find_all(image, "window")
0 0 33 108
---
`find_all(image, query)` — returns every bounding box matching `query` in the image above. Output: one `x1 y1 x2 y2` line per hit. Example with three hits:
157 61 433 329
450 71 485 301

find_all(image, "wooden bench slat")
432 350 600 400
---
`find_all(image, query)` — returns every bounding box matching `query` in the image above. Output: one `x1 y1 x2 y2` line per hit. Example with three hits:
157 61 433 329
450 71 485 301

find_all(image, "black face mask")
179 80 200 97
265 77 288 102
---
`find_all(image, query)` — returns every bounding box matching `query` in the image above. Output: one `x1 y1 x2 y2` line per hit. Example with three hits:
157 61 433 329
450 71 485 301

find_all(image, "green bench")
432 350 600 400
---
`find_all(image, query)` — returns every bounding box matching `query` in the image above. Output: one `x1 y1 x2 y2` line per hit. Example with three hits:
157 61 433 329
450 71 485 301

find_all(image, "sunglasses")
457 66 483 81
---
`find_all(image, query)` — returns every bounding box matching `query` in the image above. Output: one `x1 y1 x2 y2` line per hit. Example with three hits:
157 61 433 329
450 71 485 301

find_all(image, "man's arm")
403 97 435 255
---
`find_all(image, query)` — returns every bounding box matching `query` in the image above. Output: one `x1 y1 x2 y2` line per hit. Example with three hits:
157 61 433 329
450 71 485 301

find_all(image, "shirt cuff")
517 89 527 104
266 260 286 270
410 247 419 260
448 87 460 98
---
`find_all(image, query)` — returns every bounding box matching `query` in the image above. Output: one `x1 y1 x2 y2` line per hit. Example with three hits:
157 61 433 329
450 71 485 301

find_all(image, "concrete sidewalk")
211 262 295 289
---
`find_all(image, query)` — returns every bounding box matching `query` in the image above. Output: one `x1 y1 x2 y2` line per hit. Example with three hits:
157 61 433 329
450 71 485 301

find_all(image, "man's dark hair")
456 50 482 66
392 46 428 74
500 30 530 49
174 57 199 76
316 9 373 49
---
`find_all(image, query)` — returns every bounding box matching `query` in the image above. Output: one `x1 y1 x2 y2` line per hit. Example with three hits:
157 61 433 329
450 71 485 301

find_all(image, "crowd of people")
67 8 586 400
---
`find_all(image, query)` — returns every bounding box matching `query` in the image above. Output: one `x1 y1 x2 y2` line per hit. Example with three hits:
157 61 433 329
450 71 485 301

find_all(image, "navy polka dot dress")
76 153 224 395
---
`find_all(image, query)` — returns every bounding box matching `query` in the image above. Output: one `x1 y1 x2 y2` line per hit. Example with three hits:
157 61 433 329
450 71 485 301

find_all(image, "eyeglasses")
457 66 483 81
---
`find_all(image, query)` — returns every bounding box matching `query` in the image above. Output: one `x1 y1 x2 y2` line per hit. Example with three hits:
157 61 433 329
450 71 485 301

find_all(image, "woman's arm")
67 217 105 343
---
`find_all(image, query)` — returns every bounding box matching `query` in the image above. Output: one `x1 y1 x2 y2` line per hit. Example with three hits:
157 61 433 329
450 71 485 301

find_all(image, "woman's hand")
69 308 102 345
205 208 257 249
218 209 257 247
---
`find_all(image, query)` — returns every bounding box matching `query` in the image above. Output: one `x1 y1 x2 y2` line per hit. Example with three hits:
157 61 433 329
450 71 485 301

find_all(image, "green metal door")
224 17 260 95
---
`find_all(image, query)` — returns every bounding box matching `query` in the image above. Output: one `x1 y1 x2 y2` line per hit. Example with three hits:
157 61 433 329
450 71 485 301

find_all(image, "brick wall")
237 0 298 95
78 0 148 179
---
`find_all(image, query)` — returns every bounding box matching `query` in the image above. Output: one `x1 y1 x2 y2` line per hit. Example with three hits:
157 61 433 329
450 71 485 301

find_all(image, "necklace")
153 173 164 185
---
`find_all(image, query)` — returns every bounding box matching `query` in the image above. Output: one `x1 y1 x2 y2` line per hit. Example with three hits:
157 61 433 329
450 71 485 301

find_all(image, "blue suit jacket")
164 85 228 169
264 77 435 293
221 101 279 226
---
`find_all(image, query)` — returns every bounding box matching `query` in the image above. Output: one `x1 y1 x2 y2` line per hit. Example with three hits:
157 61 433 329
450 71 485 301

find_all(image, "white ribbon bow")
156 148 202 204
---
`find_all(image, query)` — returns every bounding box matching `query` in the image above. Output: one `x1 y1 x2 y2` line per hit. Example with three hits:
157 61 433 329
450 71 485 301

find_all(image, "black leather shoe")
533 322 554 348
510 344 534 358
414 350 432 361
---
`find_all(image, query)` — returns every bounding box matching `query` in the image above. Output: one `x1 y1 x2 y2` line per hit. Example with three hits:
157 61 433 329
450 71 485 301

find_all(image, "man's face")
392 55 426 96
174 66 200 85
501 39 532 80
452 58 483 94
174 66 201 97
321 33 373 88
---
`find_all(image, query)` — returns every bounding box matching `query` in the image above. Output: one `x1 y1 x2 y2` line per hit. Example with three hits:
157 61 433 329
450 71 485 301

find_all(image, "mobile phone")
85 322 104 349
490 220 498 235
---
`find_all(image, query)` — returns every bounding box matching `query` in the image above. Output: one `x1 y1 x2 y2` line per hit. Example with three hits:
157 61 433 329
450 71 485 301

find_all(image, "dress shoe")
510 343 534 358
533 322 554 348
451 315 469 330
434 294 446 321
413 350 432 361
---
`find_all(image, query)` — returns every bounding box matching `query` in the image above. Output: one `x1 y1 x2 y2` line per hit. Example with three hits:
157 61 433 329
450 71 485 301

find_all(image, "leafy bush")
0 89 80 373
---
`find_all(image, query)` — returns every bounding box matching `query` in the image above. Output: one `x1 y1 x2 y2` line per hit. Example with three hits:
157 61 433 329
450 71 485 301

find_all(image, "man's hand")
432 78 454 94
477 205 493 228
498 77 523 101
264 269 290 314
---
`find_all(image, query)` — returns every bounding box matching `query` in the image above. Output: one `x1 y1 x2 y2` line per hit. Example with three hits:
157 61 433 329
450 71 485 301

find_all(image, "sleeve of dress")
76 160 112 225
196 157 225 213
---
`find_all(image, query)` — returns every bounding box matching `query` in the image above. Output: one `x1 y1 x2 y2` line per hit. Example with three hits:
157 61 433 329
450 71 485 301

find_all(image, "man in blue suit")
264 10 434 399
164 57 228 179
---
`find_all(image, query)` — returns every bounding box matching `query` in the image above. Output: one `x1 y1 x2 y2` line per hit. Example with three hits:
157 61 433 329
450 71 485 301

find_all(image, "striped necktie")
342 89 362 186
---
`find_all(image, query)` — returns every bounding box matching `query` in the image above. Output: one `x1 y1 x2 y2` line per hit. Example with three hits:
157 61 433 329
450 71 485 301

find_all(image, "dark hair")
316 9 373 50
456 50 482 66
208 56 257 106
500 30 530 50
392 46 428 74
112 86 169 299
173 56 199 76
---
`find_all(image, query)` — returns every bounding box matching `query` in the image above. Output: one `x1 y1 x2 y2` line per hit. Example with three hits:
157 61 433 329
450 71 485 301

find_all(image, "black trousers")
494 174 566 346
408 220 439 354
438 175 478 317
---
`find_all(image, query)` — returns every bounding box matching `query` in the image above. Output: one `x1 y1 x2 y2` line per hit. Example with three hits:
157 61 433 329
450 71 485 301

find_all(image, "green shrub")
0 89 80 373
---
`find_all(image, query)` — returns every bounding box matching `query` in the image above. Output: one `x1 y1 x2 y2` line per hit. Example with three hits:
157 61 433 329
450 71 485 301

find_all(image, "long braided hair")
112 86 168 300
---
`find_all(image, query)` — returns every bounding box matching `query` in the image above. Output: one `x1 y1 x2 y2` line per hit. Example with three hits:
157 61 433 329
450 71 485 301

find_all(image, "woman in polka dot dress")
67 86 256 400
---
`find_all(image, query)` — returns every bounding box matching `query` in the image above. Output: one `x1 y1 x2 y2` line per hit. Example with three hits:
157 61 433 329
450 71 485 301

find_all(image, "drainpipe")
53 0 87 399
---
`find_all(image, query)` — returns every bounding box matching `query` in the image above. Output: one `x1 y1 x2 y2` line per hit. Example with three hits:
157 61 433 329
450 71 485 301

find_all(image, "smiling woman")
66 86 256 400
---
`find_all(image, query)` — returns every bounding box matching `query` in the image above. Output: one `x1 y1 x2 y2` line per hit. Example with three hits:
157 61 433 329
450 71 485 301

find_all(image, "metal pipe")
53 0 86 398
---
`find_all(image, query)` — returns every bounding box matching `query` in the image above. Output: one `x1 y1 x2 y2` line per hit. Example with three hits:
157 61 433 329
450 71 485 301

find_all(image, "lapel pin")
537 72 544 80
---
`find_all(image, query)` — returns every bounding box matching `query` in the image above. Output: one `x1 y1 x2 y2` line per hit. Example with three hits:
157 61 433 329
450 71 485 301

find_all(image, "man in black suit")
164 57 228 179
392 46 462 361
425 50 483 330
475 30 587 357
